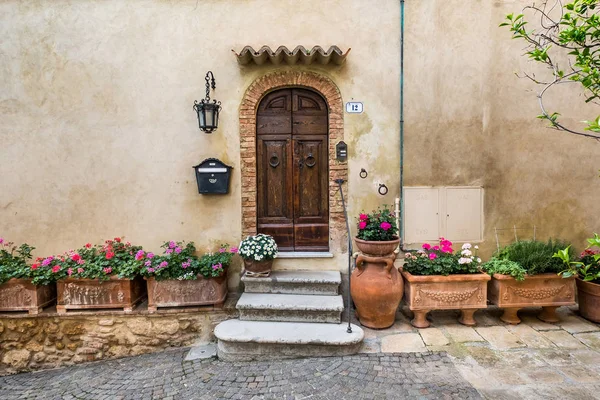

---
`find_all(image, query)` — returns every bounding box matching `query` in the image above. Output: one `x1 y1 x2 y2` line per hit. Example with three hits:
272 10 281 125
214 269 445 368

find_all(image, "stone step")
214 319 364 361
236 293 344 323
241 270 341 295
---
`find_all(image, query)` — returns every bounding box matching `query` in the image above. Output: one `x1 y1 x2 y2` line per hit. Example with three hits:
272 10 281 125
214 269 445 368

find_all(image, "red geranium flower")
71 254 81 262
85 243 92 249
52 265 61 273
31 264 39 270
114 237 121 243
105 252 115 260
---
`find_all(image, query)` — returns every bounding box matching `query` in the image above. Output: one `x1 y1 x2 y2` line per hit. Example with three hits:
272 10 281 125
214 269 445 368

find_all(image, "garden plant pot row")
0 275 228 314
354 269 580 329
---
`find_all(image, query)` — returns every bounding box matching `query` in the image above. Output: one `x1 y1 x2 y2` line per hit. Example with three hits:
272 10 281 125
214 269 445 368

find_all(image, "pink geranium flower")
52 265 61 273
135 250 145 261
429 253 437 260
103 267 112 274
77 268 84 274
380 222 392 231
147 252 154 259
229 247 238 253
359 214 368 221
159 261 168 268
433 246 440 251
359 221 367 230
422 243 431 250
169 241 176 249
67 268 73 276
219 248 226 253
174 247 182 254
441 246 452 254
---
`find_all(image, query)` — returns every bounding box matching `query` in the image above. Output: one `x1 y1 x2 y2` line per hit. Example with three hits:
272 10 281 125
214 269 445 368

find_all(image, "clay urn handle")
355 254 366 277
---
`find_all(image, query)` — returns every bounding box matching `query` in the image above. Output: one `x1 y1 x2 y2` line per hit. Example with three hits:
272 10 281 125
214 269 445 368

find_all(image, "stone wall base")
0 302 237 376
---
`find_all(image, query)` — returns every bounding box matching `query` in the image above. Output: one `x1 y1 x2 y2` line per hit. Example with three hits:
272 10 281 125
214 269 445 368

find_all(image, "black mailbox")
193 158 233 194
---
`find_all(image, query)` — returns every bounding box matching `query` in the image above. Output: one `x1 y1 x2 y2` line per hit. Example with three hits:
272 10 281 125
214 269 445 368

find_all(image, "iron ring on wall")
360 168 368 179
378 184 388 196
269 154 280 168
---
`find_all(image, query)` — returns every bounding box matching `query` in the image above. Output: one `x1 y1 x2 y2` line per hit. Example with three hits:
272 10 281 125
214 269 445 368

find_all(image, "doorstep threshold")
277 252 334 259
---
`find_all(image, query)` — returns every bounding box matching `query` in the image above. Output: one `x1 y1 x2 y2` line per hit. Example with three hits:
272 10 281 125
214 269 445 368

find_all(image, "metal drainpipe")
398 0 408 252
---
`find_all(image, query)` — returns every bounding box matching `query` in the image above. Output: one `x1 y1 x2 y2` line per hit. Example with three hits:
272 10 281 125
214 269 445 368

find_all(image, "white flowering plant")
238 234 278 262
403 238 482 276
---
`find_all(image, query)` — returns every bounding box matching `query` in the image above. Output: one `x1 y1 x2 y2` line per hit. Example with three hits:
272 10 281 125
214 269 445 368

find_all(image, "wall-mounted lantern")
193 71 221 133
193 158 233 194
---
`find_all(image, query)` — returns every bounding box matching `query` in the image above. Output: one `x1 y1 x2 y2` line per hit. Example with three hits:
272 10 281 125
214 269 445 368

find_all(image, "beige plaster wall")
0 0 598 276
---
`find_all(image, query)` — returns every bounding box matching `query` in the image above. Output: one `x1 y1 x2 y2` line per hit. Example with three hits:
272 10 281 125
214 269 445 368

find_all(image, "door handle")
305 153 316 168
269 154 280 168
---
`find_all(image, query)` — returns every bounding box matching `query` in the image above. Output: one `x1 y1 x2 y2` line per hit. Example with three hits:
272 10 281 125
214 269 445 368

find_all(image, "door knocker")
269 154 280 168
305 153 316 168
378 184 388 196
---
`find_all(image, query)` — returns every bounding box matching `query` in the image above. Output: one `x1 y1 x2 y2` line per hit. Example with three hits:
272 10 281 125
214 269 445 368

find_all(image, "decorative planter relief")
146 274 227 312
57 276 146 313
402 271 491 328
0 279 56 314
487 273 575 324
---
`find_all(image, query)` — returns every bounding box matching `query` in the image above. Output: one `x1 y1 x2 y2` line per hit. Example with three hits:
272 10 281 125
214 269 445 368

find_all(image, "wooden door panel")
292 89 328 135
257 90 292 135
293 135 329 250
257 88 329 252
257 135 293 251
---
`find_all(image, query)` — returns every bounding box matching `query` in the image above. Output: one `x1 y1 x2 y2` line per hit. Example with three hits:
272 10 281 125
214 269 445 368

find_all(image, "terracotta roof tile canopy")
233 46 350 66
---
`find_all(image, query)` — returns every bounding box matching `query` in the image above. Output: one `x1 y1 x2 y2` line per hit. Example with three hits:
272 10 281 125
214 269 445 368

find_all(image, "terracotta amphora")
351 254 403 329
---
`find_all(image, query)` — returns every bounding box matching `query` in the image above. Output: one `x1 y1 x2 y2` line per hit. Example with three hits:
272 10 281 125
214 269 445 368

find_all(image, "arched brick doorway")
239 70 347 253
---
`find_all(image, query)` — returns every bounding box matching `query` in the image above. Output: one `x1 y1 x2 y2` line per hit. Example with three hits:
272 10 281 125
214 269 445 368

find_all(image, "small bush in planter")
0 238 35 284
482 239 569 279
554 234 600 283
404 239 482 276
356 206 398 241
138 241 238 280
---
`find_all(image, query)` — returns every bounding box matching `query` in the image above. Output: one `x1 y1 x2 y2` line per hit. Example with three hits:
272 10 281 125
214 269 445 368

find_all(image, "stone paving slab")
505 324 556 349
381 333 426 353
0 349 481 400
540 329 588 349
419 327 449 346
474 326 525 350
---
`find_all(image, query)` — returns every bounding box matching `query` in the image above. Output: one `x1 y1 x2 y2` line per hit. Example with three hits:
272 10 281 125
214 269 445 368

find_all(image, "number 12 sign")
345 102 363 113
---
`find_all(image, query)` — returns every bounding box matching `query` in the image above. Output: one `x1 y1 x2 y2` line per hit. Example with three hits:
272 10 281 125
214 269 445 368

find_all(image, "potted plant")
142 241 237 312
238 234 278 277
402 239 490 328
0 238 56 314
483 239 574 324
554 234 600 323
354 206 400 256
351 207 403 329
55 237 147 313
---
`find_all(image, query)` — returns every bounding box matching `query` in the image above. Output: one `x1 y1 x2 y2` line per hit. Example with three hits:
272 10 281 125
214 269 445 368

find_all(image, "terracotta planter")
575 278 600 323
146 274 228 312
488 273 575 324
0 278 56 315
402 271 491 328
354 237 400 257
57 276 146 313
351 254 403 329
243 259 274 277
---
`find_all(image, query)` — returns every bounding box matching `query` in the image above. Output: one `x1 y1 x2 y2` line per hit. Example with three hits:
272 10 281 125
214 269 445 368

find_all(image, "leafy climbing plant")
501 0 600 140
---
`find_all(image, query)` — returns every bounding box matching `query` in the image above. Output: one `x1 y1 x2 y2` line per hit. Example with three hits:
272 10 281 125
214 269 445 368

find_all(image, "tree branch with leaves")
501 0 600 141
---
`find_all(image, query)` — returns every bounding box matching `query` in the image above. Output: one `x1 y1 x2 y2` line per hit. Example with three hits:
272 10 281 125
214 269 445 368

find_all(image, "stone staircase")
214 270 364 361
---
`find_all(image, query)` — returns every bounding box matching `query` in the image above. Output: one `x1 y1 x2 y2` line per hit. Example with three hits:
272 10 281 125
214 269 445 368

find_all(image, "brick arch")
239 70 347 251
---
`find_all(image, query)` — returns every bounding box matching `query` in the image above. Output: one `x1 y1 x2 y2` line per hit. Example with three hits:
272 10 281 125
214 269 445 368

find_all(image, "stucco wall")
0 0 598 274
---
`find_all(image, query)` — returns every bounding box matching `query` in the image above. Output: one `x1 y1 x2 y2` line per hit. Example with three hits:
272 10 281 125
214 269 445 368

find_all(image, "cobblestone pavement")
0 349 480 400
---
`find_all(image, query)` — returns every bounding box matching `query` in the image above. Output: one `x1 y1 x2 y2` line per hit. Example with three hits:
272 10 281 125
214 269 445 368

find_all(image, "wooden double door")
256 88 329 252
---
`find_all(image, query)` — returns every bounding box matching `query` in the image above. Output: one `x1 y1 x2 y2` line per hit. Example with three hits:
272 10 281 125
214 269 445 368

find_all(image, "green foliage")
403 240 482 276
356 206 398 242
0 240 35 285
138 241 237 281
501 1 600 137
481 258 527 281
496 239 569 275
555 234 600 282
